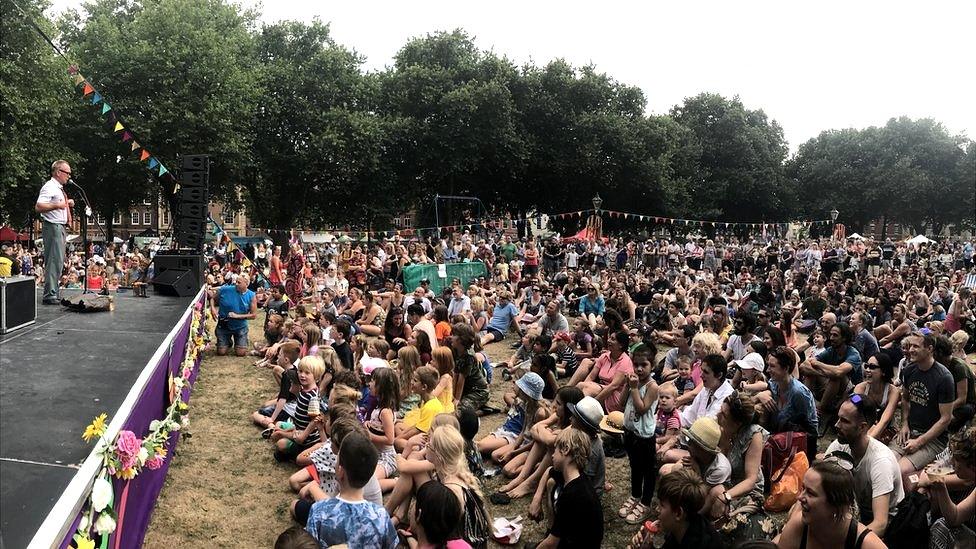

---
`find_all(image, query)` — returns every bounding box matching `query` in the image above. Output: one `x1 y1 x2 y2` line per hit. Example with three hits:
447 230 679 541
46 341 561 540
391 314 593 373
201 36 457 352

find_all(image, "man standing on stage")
35 160 74 304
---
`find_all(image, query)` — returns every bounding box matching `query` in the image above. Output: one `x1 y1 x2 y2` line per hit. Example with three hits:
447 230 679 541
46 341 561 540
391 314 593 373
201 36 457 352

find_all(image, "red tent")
562 227 608 243
0 225 29 242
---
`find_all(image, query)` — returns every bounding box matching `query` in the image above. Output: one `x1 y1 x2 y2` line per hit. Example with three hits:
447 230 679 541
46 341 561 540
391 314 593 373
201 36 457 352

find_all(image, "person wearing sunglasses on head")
35 160 75 304
823 393 904 537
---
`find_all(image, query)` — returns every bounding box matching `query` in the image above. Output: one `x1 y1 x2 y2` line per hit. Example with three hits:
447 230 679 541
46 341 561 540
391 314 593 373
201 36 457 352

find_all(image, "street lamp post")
588 193 603 242
830 208 839 223
592 193 603 213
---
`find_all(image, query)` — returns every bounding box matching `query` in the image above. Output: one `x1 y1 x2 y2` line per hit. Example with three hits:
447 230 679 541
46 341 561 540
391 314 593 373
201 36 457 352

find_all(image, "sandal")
618 496 638 518
625 502 649 525
490 492 512 505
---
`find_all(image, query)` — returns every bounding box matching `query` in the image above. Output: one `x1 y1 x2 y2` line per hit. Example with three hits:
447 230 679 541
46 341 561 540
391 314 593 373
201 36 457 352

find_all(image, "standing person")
269 245 283 287
285 243 305 307
35 160 74 304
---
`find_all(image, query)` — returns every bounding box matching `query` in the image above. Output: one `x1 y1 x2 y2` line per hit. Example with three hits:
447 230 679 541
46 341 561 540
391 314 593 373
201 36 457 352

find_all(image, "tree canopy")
1 1 972 236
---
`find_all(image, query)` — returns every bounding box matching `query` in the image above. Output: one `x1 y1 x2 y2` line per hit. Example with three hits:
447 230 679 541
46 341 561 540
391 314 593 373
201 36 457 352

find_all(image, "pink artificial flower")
115 431 141 464
145 455 165 470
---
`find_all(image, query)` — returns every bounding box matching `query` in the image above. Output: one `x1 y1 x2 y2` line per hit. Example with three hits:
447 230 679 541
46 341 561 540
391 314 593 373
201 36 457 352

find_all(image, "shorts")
888 435 946 470
486 327 505 342
377 448 398 478
215 324 249 349
294 498 313 526
491 429 519 445
258 404 291 423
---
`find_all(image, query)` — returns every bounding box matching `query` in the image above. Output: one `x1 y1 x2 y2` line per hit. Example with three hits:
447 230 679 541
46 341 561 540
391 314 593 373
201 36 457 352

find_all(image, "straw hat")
600 410 625 434
682 417 722 454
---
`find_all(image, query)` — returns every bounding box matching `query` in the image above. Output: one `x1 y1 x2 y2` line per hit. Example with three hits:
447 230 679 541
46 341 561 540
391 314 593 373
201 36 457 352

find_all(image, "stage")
0 288 194 549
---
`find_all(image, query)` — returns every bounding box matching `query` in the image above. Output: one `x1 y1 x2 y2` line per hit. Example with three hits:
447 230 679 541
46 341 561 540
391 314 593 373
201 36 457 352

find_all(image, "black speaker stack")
174 154 210 251
151 154 210 297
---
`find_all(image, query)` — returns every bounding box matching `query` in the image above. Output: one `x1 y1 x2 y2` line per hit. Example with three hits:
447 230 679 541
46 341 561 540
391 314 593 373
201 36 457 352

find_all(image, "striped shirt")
293 389 321 445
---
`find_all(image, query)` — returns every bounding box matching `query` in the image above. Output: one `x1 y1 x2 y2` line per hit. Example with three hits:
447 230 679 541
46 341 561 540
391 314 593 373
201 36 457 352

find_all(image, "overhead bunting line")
245 209 833 241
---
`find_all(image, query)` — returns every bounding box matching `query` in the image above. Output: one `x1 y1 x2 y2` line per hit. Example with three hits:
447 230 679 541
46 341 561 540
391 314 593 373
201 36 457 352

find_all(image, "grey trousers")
42 220 66 300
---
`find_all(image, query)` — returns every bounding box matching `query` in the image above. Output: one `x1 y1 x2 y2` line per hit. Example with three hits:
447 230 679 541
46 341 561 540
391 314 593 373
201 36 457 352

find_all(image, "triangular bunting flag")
148 158 159 169
82 83 94 96
131 141 140 152
113 122 124 132
101 103 111 115
91 92 102 105
158 165 168 176
121 131 132 142
73 74 85 85
140 150 150 161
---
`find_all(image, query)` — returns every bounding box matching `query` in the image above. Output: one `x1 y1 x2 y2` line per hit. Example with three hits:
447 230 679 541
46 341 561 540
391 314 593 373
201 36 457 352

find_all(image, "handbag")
883 491 931 549
761 431 807 493
764 450 809 512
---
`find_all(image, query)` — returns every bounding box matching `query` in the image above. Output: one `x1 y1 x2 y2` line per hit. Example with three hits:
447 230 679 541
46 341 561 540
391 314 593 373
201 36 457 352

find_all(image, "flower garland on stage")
70 299 210 549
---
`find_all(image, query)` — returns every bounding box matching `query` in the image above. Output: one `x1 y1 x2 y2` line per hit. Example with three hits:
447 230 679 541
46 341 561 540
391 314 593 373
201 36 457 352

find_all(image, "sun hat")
360 356 389 376
515 372 545 402
732 352 765 372
600 410 625 434
568 396 605 433
682 416 722 454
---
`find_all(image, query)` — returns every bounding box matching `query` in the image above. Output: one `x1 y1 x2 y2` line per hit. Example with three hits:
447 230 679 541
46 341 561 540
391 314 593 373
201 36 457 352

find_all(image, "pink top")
595 351 634 413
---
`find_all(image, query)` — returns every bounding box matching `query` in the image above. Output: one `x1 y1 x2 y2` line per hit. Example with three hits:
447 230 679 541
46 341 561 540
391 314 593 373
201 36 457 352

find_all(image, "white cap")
361 356 389 375
733 352 765 372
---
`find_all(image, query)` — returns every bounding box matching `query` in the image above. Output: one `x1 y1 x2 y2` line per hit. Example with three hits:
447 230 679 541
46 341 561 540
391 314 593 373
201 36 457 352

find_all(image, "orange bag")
764 450 809 512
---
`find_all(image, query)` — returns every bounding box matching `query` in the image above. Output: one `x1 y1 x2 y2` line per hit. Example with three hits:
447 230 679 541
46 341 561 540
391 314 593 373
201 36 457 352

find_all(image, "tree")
244 20 402 231
671 93 791 223
0 0 75 229
59 0 260 238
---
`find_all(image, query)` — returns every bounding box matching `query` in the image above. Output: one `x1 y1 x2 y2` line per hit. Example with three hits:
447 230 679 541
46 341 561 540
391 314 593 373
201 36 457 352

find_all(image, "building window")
162 210 170 227
403 216 412 228
143 197 152 206
131 211 140 225
96 214 106 225
143 211 152 225
223 211 235 225
394 217 401 228
113 213 123 225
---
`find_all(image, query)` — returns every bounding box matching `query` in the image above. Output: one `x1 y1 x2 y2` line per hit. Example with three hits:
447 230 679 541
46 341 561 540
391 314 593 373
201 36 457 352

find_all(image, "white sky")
48 0 975 151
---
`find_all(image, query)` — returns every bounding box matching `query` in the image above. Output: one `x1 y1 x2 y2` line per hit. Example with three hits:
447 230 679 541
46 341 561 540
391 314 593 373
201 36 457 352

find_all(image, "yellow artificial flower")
116 467 136 480
154 446 168 458
72 534 95 549
82 414 108 442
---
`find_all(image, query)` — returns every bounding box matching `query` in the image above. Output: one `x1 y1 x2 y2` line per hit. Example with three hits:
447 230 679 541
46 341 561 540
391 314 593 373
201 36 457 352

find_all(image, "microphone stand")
68 180 95 295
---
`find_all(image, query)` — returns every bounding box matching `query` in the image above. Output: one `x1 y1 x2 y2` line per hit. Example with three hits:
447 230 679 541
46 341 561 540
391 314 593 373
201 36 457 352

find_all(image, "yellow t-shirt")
437 374 455 414
0 256 12 277
410 397 445 433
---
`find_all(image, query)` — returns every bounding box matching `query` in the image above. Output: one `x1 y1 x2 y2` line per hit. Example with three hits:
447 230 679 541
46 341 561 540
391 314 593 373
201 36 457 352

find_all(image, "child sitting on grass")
553 331 579 378
430 347 456 413
673 355 696 398
477 372 546 478
252 341 302 431
395 345 423 417
303 432 398 549
272 356 325 462
395 366 445 453
366 367 400 492
655 384 682 460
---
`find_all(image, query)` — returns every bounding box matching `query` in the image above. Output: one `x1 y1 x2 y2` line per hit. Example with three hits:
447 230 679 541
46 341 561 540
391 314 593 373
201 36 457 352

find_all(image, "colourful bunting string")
67 68 174 185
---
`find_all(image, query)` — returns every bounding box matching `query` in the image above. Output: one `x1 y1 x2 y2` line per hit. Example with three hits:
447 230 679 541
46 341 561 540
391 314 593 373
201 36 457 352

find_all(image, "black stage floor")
0 288 193 549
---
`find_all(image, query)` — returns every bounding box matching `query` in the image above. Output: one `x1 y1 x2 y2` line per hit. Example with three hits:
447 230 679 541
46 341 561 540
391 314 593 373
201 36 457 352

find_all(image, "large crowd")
4 229 976 549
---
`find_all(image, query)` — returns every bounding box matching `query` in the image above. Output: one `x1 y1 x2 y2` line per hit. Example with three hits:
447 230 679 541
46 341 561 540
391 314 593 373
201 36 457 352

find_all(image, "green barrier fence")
402 262 489 294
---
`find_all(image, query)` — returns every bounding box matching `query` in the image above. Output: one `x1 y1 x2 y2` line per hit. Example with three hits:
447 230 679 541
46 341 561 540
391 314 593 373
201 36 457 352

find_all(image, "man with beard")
724 311 759 362
825 396 904 537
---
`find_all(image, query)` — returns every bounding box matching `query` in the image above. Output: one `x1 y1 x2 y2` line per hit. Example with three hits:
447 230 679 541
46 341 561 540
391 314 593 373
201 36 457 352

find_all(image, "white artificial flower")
94 512 116 535
137 446 149 466
90 477 113 513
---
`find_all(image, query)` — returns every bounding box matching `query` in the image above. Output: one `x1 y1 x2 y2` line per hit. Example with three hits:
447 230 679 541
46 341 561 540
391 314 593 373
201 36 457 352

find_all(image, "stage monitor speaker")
151 268 197 297
153 252 204 290
1 276 36 334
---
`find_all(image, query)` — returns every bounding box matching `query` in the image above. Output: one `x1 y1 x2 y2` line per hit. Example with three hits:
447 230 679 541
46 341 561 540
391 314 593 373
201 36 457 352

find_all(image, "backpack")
883 491 930 549
761 431 807 494
461 486 491 549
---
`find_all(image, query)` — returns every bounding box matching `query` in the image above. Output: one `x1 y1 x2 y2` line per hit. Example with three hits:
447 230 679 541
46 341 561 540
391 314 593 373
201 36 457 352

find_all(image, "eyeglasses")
59 169 72 176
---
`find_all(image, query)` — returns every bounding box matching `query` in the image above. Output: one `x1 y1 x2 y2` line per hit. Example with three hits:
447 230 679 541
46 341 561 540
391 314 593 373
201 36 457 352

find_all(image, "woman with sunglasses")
775 459 886 549
852 353 900 444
